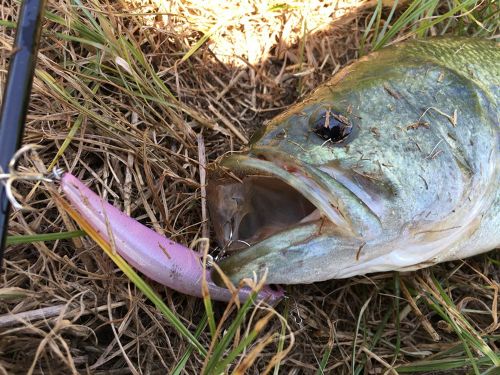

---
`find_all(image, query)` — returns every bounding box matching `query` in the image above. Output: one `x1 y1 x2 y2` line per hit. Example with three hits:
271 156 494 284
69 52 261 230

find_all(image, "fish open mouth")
207 175 318 251
207 150 386 286
207 150 362 253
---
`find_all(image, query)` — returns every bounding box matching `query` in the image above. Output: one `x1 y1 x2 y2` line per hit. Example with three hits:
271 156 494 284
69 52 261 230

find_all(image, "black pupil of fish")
313 111 351 142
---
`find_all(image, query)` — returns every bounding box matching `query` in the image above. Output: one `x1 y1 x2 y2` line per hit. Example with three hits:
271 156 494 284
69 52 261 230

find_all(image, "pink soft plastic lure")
60 173 284 303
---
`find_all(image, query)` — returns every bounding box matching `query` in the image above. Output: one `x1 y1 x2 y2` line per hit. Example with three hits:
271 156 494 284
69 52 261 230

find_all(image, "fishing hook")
0 144 63 210
291 297 304 328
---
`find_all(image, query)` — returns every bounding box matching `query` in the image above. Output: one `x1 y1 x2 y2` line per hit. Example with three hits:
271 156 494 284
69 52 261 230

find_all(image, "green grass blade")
373 0 479 50
44 8 106 45
274 298 290 375
488 256 500 266
47 83 100 171
59 197 207 357
211 312 273 374
428 274 500 367
377 0 400 44
393 273 401 363
360 0 383 54
0 19 16 27
200 247 217 339
481 365 500 375
371 0 384 48
52 32 106 50
202 293 216 339
354 297 393 375
373 0 436 50
316 340 333 375
37 70 136 139
6 230 86 245
0 287 34 301
181 23 220 63
72 0 105 36
415 0 438 38
352 296 372 372
396 356 495 373
412 0 478 37
170 315 208 375
204 290 259 374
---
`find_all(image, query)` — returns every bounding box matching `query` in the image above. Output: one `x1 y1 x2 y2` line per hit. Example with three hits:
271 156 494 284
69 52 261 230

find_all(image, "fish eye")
311 108 352 143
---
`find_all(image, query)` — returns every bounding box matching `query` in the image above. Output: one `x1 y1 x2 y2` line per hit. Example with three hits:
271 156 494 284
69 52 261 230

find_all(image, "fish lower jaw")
220 208 323 252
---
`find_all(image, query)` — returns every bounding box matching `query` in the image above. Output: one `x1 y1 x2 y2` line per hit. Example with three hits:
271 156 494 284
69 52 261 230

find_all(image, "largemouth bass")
208 37 499 285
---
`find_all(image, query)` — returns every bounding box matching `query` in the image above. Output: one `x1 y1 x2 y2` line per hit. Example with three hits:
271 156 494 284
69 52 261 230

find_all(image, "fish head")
207 41 497 285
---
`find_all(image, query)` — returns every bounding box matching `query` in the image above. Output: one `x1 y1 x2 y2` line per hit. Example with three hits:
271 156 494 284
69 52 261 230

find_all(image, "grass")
360 0 498 54
0 0 498 373
5 230 85 246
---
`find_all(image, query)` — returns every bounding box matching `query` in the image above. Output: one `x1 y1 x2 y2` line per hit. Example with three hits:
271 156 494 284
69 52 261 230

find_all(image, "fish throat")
207 174 317 250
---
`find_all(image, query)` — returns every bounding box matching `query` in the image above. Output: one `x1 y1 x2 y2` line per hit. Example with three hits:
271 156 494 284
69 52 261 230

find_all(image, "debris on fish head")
207 38 500 286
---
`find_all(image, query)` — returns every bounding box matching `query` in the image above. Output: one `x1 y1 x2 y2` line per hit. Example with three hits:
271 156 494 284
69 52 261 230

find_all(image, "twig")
197 133 209 247
215 70 247 101
360 346 398 375
419 107 457 127
0 302 126 328
400 280 440 341
208 104 249 144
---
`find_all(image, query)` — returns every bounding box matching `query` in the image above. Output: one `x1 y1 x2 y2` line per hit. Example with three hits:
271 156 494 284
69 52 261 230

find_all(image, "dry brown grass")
0 0 498 373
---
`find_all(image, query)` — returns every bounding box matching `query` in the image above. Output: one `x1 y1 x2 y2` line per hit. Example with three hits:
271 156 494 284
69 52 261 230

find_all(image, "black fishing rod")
0 0 47 267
